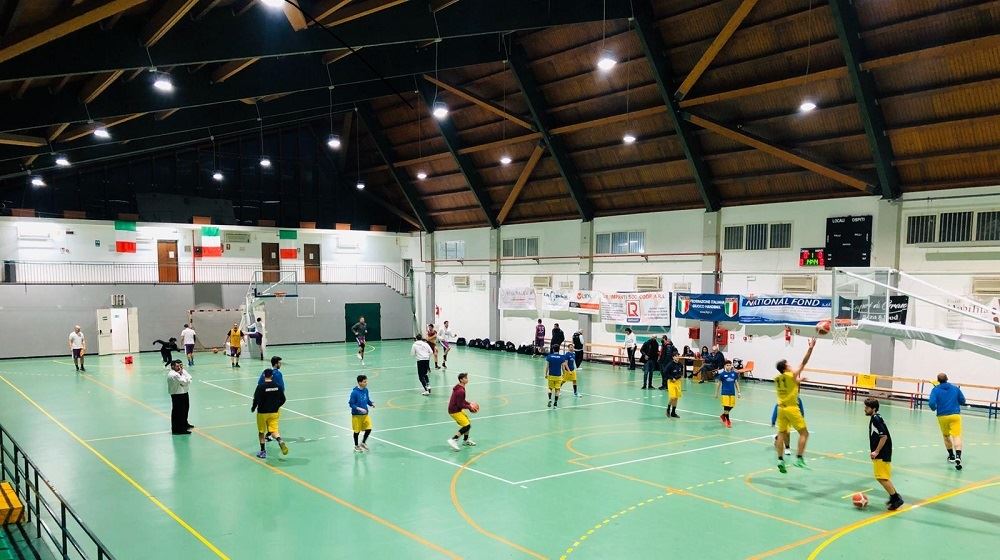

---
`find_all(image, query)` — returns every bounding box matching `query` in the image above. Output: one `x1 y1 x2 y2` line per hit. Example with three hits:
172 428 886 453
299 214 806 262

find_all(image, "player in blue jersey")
714 360 741 428
544 352 567 408
561 350 581 398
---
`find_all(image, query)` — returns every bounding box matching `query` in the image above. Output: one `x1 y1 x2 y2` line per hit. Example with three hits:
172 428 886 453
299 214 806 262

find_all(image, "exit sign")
799 247 826 267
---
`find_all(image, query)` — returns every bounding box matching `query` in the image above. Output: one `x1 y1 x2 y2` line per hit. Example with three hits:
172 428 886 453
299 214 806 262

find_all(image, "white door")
127 307 140 353
110 308 130 353
96 309 113 355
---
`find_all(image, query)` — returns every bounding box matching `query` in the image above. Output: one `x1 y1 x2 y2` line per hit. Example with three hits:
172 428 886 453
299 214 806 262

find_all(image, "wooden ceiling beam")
281 0 308 31
680 67 847 108
830 0 900 200
312 0 353 22
498 143 544 224
684 113 875 193
58 112 146 142
321 47 362 65
12 76 31 99
193 0 225 20
0 132 46 147
431 0 461 12
211 58 259 83
676 0 760 100
154 108 179 121
862 34 1000 71
47 123 70 141
79 69 124 104
142 0 200 47
423 74 535 131
322 0 409 27
0 0 147 65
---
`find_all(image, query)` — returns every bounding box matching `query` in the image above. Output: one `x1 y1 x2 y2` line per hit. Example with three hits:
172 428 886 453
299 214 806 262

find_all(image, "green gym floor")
1 341 999 560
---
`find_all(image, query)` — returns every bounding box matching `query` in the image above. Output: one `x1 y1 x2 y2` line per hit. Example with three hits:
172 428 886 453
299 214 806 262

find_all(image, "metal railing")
1 261 409 296
0 424 116 559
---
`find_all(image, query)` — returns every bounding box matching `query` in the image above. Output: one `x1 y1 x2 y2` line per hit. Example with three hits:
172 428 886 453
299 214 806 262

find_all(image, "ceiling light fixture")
212 171 224 181
622 133 636 145
356 181 365 190
499 155 512 165
152 73 174 93
55 155 71 167
597 50 617 72
431 101 449 120
93 126 110 139
799 101 817 113
260 157 271 168
30 176 46 187
416 171 428 180
261 0 285 8
327 134 341 149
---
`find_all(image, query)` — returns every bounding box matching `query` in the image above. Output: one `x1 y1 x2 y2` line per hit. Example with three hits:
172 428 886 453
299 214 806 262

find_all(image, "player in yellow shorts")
447 373 477 450
864 398 903 510
662 355 685 418
928 373 966 470
349 374 375 453
251 368 288 458
543 351 567 408
560 350 581 398
774 338 815 473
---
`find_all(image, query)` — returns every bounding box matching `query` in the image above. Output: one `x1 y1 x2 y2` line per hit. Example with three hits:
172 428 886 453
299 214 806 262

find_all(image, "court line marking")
377 398 622 433
199 379 518 486
513 435 774 485
284 379 506 403
202 364 412 382
78 374 462 559
0 374 231 560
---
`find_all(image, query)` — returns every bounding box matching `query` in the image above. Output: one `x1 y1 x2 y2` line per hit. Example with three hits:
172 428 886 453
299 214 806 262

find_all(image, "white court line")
378 398 622 433
198 379 518 486
285 380 506 402
204 364 412 382
468 373 775 427
512 434 774 485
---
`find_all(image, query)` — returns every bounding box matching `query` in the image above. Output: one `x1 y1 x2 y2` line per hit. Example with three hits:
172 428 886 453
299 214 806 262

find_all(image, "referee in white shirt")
411 334 433 396
624 328 637 370
68 325 86 372
167 360 194 435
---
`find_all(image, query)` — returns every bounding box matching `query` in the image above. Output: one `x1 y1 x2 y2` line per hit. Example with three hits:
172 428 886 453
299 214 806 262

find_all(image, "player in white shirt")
439 320 456 369
180 324 197 366
410 334 433 395
68 325 86 372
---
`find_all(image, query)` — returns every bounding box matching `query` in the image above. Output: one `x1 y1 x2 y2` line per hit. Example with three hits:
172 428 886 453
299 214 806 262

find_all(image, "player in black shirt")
864 398 903 510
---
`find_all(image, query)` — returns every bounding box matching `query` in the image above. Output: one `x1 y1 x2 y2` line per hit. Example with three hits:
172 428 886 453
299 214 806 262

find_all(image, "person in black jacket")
550 323 565 353
657 336 679 389
699 344 726 383
153 338 180 365
640 336 660 389
572 331 584 367
251 368 288 459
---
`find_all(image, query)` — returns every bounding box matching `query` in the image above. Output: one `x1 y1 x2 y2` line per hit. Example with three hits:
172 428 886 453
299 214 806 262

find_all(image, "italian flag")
279 229 298 259
114 220 136 253
199 226 222 257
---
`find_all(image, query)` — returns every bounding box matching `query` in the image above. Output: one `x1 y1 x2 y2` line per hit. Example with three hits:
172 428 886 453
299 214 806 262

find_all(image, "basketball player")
572 331 584 369
440 320 455 369
224 322 245 368
349 375 375 453
561 348 580 398
426 323 440 369
153 337 181 365
447 373 475 451
714 360 741 427
68 325 86 372
864 398 904 510
411 334 433 395
663 354 684 418
774 338 815 473
928 373 966 470
534 319 545 356
180 324 197 366
544 351 566 408
351 316 368 365
251 368 288 458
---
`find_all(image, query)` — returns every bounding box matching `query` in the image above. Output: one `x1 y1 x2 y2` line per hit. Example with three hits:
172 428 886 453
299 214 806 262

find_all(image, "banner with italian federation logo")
738 295 832 325
674 293 741 322
600 292 671 326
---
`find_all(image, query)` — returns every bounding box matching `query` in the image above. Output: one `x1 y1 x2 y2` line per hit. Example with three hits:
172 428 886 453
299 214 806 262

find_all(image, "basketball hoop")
274 291 287 302
831 319 855 346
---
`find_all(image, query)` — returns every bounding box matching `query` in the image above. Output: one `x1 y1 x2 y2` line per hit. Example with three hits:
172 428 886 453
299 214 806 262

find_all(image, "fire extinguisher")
784 325 792 343
435 305 441 317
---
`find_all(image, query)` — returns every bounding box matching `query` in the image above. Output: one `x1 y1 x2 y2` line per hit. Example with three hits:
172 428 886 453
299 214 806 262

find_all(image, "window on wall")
975 211 1000 241
906 215 936 244
437 240 465 260
939 211 973 243
905 209 1000 244
596 231 645 255
502 237 539 258
724 222 792 250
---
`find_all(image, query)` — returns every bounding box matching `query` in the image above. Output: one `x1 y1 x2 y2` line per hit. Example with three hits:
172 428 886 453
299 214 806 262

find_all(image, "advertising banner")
674 293 741 322
499 287 537 310
837 295 910 324
600 292 671 326
738 295 832 325
569 290 602 315
539 289 569 311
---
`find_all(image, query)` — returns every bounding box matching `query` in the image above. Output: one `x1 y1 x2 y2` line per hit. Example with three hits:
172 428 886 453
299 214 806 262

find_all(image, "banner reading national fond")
674 293 741 322
600 292 671 326
738 295 832 325
499 287 537 310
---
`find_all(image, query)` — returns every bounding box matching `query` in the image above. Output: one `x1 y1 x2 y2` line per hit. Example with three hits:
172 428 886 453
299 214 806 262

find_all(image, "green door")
345 303 381 342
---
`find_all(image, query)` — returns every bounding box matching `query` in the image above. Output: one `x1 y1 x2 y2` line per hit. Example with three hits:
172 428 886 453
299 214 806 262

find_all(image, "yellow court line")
806 478 1000 559
78 374 462 560
0 374 230 560
743 468 799 504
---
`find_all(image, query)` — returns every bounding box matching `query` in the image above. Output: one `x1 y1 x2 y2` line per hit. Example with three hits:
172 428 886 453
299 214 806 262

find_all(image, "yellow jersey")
774 371 800 408
229 329 243 347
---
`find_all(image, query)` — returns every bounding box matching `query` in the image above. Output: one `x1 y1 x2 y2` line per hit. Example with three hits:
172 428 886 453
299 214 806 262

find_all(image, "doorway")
157 240 178 283
96 307 140 355
345 303 381 342
304 243 321 284
261 242 280 283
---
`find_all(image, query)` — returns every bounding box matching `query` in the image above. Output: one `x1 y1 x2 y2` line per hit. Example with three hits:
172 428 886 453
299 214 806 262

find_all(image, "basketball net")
274 291 286 303
831 319 854 346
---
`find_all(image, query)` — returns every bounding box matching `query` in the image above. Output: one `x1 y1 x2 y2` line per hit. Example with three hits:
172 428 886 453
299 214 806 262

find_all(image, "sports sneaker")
434 364 441 369
720 414 727 425
360 442 369 451
784 448 792 455
265 434 274 442
421 390 430 396
357 352 362 360
955 459 963 471
447 438 460 451
947 455 956 463
670 412 680 418
279 441 288 455
256 450 267 459
574 393 582 398
794 457 807 469
463 440 476 447
777 460 787 474
547 401 552 408
725 418 732 428
354 445 364 453
360 360 365 366
888 496 904 511
235 363 241 368
80 367 86 372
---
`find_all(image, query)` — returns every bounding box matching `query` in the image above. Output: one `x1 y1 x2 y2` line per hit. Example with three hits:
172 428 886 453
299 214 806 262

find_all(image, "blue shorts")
72 349 83 358
357 336 366 347
229 346 239 357
185 344 195 354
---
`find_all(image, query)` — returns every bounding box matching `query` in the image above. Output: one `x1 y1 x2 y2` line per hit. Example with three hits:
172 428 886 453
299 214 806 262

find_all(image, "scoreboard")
799 247 826 267
825 215 872 268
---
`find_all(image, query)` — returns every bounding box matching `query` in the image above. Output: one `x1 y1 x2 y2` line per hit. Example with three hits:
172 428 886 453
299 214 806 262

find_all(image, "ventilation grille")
558 280 574 290
781 275 816 293
671 282 692 293
532 276 552 289
452 275 470 289
636 275 662 292
972 277 1000 295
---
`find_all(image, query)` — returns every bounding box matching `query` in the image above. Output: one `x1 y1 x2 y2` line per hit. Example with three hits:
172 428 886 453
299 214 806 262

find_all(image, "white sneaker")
421 390 430 396
575 393 582 398
447 438 460 451
784 448 792 456
463 440 477 447
354 445 363 453
360 442 370 451
360 360 365 366
357 352 362 360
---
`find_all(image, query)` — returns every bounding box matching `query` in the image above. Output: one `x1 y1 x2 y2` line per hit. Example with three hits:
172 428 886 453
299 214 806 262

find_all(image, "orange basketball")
469 402 480 413
816 320 832 335
212 347 220 354
852 492 869 509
